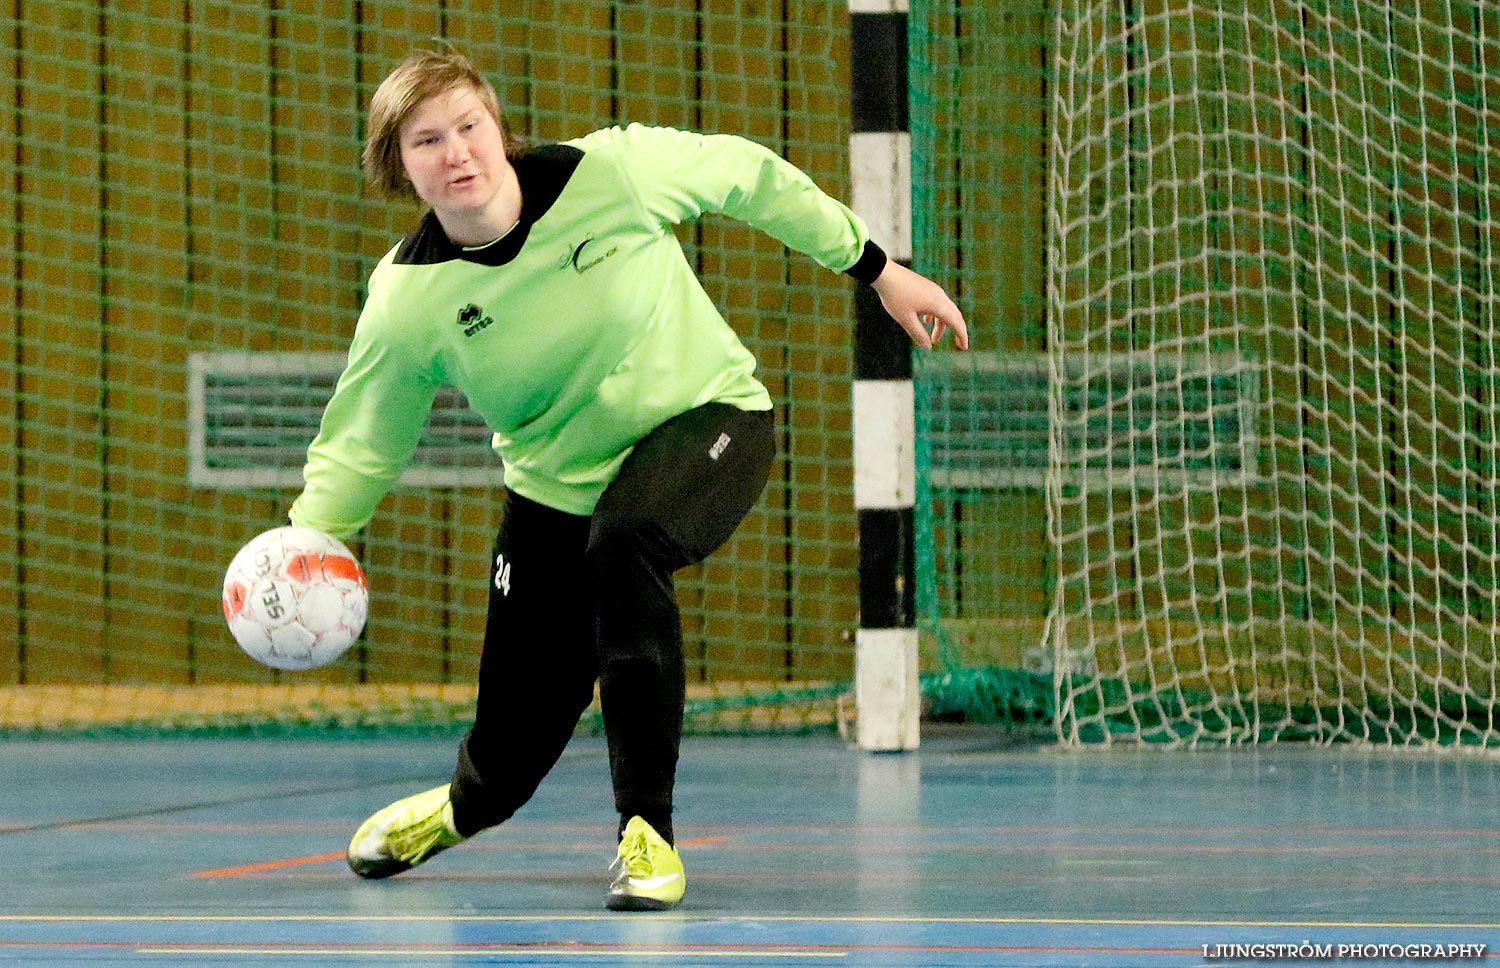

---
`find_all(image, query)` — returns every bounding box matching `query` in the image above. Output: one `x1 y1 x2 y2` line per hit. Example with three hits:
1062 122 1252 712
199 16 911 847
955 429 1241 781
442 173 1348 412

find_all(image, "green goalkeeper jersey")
289 124 885 536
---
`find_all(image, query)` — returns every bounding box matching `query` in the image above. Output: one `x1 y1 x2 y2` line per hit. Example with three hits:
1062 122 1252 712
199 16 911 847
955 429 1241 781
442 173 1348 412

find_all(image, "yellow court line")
4 914 1498 930
135 949 846 960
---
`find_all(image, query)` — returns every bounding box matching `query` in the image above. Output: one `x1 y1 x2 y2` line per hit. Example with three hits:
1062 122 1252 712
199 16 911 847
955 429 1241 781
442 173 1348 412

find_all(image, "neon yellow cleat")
346 784 468 879
606 815 686 911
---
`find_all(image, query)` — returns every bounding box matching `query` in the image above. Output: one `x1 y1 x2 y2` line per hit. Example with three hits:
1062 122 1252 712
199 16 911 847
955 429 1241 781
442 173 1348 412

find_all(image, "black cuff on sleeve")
845 239 889 286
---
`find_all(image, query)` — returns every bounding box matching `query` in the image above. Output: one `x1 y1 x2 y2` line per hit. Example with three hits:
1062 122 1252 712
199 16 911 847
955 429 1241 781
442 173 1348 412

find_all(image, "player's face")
399 85 512 223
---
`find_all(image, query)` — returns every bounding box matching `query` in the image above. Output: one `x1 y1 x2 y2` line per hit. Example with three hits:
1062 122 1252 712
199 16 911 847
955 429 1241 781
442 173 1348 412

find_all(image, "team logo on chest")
457 303 494 338
559 235 619 274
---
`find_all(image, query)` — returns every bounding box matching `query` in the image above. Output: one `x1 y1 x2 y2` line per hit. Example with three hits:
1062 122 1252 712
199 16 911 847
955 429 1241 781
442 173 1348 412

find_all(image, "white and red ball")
222 526 368 670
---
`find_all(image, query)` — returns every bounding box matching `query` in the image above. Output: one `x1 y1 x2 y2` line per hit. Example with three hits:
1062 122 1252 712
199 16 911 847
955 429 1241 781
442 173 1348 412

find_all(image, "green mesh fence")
2 3 859 735
29 1 1480 747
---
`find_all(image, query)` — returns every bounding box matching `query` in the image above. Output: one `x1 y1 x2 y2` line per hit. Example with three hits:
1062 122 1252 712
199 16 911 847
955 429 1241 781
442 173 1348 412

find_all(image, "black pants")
448 403 776 839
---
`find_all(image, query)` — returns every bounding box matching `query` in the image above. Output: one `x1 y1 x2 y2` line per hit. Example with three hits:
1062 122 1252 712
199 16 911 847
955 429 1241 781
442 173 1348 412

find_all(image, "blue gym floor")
1 729 1497 966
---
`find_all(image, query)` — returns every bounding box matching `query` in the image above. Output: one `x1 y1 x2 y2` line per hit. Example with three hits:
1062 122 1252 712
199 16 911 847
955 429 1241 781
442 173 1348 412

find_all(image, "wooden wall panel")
96 0 192 682
1 0 21 684
16 1 108 682
695 5 800 684
271 1 362 353
782 0 857 680
457 10 533 146
520 0 614 138
184 1 284 682
613 4 698 130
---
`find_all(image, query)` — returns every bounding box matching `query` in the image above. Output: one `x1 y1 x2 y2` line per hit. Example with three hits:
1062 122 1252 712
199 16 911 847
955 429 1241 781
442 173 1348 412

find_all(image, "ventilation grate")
187 351 502 489
920 351 1260 490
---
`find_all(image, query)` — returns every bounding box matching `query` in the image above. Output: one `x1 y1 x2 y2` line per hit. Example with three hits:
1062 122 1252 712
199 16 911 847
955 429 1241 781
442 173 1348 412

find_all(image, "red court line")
190 838 726 880
191 851 345 879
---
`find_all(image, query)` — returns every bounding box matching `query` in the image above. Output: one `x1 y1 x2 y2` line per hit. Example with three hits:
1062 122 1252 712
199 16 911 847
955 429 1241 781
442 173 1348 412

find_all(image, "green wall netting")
2 2 873 735
17 1 1488 748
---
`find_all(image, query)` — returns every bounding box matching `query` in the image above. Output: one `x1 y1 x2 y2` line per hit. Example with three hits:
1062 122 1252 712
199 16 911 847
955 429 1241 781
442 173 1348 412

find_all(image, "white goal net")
1046 1 1500 744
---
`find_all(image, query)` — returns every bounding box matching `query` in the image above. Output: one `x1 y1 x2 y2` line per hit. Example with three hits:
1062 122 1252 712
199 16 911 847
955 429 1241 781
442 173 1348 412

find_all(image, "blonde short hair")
363 46 525 201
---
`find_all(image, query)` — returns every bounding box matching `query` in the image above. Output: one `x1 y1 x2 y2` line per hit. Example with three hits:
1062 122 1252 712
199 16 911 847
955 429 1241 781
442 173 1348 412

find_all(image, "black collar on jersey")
393 142 585 267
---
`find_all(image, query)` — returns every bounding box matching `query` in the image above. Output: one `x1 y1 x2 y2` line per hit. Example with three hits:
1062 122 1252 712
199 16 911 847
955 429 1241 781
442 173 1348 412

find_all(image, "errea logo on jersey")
457 303 494 338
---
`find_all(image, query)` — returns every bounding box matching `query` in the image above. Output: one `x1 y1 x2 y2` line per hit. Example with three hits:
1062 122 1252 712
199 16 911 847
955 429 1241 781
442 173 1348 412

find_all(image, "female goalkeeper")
288 46 967 912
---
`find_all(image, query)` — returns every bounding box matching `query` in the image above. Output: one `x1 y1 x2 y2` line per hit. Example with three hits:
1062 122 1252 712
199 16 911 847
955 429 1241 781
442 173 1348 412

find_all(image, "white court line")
134 948 846 959
3 915 1498 929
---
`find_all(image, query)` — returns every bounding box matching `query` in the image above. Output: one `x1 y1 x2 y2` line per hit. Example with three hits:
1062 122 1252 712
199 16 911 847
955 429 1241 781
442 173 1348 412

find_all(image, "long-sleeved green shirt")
289 124 886 537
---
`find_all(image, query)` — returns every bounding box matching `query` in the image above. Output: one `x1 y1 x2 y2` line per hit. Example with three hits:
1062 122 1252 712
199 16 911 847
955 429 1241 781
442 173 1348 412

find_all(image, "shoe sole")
606 893 681 912
347 855 414 880
348 838 458 880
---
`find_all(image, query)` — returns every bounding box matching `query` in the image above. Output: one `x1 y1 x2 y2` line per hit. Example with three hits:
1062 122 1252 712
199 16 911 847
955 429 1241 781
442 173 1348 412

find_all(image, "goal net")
1046 0 1500 744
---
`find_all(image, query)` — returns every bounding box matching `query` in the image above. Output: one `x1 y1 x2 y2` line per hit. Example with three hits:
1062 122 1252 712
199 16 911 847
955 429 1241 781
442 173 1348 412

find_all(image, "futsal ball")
221 526 369 670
